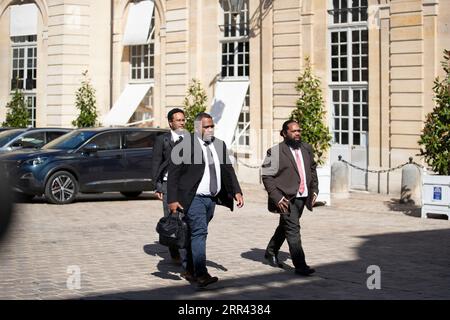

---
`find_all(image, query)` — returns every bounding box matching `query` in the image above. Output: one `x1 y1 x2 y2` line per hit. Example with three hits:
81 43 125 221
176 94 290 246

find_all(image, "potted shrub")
418 50 450 219
183 79 207 133
290 57 332 205
72 70 100 128
2 87 29 128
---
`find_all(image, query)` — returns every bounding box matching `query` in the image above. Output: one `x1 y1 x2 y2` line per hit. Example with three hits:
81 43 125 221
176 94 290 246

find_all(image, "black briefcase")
156 212 190 249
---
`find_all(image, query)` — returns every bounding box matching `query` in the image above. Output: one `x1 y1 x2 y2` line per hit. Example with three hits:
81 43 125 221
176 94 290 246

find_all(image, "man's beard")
285 137 302 149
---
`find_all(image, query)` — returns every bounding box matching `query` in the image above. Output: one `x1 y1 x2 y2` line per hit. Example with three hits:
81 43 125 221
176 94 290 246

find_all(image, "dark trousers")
161 181 181 259
266 197 308 269
184 195 216 277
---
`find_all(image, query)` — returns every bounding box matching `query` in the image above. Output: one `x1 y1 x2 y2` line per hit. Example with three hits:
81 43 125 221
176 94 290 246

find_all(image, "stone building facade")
0 0 449 194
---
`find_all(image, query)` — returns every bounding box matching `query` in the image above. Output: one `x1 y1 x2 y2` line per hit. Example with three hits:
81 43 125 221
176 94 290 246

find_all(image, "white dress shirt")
290 146 309 198
195 137 221 196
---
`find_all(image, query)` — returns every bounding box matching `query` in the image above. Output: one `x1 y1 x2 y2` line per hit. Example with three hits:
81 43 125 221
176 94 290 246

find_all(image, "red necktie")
295 150 305 194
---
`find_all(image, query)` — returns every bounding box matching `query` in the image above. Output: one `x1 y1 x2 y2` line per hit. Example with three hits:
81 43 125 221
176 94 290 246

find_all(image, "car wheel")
120 191 142 198
45 171 78 205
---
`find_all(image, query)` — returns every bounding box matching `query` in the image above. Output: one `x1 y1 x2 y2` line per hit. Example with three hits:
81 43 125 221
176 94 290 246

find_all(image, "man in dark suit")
152 108 186 264
261 120 319 276
167 112 244 288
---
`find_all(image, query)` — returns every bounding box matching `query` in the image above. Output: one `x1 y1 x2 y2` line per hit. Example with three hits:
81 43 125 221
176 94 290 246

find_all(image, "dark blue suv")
0 127 168 204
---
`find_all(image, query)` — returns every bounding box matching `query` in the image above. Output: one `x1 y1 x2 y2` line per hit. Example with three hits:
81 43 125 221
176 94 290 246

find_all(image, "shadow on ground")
143 242 228 282
385 198 422 218
386 198 449 220
79 228 450 300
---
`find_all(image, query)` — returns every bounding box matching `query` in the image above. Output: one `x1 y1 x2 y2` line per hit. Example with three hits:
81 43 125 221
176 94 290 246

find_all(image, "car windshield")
43 130 97 150
0 129 26 147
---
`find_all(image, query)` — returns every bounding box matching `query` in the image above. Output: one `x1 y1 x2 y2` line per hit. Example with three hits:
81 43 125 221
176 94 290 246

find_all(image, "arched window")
219 0 250 149
9 3 38 127
130 12 155 81
328 0 369 189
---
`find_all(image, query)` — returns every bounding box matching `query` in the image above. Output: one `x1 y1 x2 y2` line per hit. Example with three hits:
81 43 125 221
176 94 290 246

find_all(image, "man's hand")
235 193 244 208
312 193 318 207
168 202 184 214
277 196 290 214
155 192 163 201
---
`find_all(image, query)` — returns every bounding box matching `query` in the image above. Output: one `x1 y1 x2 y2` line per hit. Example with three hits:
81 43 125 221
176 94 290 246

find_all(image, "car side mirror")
83 143 99 154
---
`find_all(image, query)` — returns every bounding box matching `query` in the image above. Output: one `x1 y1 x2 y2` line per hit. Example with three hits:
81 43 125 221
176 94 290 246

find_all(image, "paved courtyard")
0 184 449 300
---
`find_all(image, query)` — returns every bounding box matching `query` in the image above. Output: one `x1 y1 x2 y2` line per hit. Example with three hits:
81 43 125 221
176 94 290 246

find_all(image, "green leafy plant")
418 50 450 175
183 79 207 133
2 88 29 128
72 70 99 128
290 57 332 166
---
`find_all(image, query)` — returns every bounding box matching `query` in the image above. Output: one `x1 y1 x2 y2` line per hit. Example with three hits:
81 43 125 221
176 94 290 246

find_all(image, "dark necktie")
204 142 217 196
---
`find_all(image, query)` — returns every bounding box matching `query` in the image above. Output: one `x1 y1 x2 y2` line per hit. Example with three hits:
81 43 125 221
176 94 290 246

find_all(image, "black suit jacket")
152 132 178 192
167 134 242 212
261 141 319 212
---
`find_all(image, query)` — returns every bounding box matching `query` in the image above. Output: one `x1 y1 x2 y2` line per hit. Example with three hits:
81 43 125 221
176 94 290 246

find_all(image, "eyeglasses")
203 125 215 129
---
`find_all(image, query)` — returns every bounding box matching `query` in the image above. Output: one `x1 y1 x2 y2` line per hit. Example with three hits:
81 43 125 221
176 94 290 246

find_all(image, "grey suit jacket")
261 141 319 212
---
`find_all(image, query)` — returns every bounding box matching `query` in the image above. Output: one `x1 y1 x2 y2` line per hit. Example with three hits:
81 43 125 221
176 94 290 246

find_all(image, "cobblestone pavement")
0 184 449 300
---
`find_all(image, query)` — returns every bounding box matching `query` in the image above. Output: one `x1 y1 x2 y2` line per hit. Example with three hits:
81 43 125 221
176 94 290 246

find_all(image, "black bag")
156 212 190 249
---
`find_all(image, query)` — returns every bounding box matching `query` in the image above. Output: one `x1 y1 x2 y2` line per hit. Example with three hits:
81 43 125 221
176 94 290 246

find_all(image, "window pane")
362 119 368 131
91 133 121 151
353 133 360 145
362 30 368 41
342 104 349 116
332 32 339 43
334 104 340 116
362 104 368 117
353 119 360 130
353 90 360 102
362 69 368 81
332 45 339 56
333 90 340 102
342 132 349 144
342 90 349 102
361 43 368 55
362 90 368 102
334 132 340 144
342 118 349 130
362 56 368 68
332 71 339 81
126 131 155 149
332 58 339 68
334 118 340 130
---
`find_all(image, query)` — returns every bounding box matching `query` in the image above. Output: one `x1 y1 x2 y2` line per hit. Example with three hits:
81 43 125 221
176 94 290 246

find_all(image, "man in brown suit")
261 120 319 276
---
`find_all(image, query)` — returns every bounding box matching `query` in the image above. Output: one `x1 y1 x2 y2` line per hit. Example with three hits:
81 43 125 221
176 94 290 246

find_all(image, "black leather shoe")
180 271 197 283
197 273 218 288
295 267 316 276
264 252 283 268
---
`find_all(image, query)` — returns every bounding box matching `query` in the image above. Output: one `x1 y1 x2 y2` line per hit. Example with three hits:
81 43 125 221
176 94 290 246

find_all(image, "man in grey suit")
261 120 318 276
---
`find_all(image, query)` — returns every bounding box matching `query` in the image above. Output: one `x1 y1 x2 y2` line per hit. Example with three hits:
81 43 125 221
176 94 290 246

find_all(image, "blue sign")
433 187 442 201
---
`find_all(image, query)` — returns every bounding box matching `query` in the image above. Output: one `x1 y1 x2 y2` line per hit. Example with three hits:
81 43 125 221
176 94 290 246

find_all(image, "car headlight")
23 157 48 166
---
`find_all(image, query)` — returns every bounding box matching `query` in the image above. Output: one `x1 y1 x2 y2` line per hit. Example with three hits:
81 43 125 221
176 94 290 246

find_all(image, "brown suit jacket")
261 141 319 213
